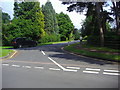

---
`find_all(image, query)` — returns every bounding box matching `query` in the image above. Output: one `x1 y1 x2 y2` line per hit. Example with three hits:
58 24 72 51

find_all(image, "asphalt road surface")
1 41 120 88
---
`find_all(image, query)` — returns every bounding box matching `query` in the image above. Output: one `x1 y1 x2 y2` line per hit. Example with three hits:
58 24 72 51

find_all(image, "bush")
104 32 120 49
87 35 101 46
39 33 60 43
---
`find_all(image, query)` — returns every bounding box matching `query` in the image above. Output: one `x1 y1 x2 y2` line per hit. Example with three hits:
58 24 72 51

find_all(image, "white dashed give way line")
23 66 31 69
66 67 80 70
49 68 61 71
83 71 99 74
11 64 20 67
103 69 120 76
2 64 9 66
34 67 44 69
2 63 120 76
83 68 100 74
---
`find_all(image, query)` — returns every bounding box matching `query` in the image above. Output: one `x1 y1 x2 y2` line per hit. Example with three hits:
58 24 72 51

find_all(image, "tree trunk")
100 4 106 34
112 2 120 35
116 2 120 35
96 2 104 47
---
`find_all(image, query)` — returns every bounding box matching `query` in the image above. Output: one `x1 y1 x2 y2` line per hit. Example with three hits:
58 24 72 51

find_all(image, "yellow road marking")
0 50 18 61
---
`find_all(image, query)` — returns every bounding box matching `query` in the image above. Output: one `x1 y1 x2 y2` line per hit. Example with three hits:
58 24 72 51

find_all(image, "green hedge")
39 34 60 43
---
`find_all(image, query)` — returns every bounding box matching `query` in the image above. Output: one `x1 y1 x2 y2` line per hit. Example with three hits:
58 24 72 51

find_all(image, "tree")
57 12 74 41
2 12 11 45
13 1 45 41
111 1 120 35
62 2 113 47
96 2 104 47
73 28 80 40
42 1 59 34
2 12 11 24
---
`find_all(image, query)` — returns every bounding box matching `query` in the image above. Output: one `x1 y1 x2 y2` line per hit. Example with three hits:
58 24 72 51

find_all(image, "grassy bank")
38 41 70 46
64 43 120 61
0 46 13 57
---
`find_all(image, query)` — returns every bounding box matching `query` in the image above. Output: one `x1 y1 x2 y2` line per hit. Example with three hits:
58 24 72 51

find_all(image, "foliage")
2 2 45 45
62 2 118 47
42 1 59 34
56 12 74 41
73 28 80 40
81 15 98 37
2 12 11 24
39 33 60 43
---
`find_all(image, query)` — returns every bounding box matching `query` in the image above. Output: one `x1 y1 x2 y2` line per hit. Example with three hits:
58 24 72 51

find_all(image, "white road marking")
103 72 120 76
104 69 119 73
48 57 65 70
48 57 77 72
83 71 99 74
23 66 31 69
34 67 44 69
64 69 77 72
49 68 61 71
2 64 9 66
86 68 100 71
11 64 20 67
41 50 46 55
66 67 80 70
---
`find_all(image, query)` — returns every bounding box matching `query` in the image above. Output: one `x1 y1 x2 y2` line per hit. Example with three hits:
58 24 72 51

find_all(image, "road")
1 42 120 88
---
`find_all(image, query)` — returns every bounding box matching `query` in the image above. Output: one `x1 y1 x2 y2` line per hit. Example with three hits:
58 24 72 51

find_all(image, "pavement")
1 41 120 88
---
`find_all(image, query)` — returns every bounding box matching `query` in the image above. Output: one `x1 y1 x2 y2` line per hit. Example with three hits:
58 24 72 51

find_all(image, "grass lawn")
64 43 120 61
38 41 70 46
0 46 13 58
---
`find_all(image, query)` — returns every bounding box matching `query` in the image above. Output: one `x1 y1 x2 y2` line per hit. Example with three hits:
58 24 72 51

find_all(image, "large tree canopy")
62 1 118 47
2 1 45 45
13 1 45 40
57 12 74 41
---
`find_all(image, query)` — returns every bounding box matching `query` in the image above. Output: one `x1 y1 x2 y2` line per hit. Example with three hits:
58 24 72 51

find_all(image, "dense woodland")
1 1 120 49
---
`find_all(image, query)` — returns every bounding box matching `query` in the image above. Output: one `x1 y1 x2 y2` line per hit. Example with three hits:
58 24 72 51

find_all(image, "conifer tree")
42 1 59 34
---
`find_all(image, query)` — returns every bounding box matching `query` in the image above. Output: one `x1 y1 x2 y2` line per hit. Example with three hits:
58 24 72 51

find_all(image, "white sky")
0 0 86 29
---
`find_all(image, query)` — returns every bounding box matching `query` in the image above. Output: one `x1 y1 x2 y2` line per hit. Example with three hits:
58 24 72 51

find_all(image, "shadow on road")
11 42 117 65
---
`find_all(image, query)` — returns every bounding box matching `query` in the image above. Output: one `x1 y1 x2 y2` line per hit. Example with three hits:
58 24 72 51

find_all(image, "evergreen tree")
57 12 74 41
42 1 59 34
2 12 11 24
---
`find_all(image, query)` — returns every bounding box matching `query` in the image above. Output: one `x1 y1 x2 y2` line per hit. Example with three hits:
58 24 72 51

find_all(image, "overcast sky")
0 0 86 29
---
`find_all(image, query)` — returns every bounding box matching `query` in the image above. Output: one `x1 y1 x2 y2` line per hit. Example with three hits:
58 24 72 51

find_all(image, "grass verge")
0 46 13 58
38 41 70 46
64 43 120 62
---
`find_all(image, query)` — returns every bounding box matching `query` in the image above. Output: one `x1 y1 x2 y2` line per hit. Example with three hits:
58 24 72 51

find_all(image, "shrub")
39 33 60 43
87 35 101 46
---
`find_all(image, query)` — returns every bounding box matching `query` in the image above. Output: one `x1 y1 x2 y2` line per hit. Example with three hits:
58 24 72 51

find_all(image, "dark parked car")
12 37 37 48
